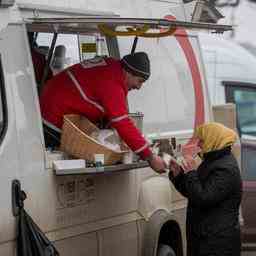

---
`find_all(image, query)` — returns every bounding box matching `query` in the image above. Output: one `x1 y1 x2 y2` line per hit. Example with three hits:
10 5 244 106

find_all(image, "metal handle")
12 179 27 217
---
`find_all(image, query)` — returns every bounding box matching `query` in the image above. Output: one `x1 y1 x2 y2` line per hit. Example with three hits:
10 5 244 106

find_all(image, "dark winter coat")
169 147 242 256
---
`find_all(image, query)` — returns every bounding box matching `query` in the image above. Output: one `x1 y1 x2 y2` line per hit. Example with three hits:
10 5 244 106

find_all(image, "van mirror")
191 0 224 23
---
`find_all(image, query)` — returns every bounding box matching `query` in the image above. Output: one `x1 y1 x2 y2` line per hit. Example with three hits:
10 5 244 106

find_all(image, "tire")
157 244 176 256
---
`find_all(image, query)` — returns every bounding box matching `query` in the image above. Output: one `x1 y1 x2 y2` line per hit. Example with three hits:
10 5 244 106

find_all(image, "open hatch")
26 16 232 35
25 16 232 175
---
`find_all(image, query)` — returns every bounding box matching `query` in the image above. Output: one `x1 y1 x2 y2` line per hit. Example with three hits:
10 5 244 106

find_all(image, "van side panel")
7 24 45 176
100 222 138 256
54 232 98 256
0 242 15 256
1 23 142 255
0 25 24 245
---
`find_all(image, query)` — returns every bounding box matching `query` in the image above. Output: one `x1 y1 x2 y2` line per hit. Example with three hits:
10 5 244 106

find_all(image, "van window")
0 55 7 142
122 36 195 136
233 88 256 136
224 83 256 137
35 32 115 149
35 32 111 79
224 83 256 180
36 33 110 68
36 33 80 68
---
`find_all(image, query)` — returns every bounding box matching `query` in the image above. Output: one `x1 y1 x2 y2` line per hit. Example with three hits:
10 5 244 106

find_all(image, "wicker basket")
60 114 127 165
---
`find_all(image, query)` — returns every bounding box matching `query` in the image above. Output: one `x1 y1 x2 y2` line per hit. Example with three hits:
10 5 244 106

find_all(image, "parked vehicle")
0 1 231 255
200 33 256 248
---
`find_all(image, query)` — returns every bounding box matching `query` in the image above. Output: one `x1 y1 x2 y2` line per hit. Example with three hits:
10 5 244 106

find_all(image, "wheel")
157 244 176 256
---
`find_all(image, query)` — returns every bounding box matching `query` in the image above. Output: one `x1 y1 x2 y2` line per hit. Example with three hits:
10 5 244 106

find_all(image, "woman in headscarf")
169 122 242 256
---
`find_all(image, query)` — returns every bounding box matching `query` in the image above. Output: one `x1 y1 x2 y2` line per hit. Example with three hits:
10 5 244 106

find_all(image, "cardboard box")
212 103 241 168
212 103 237 130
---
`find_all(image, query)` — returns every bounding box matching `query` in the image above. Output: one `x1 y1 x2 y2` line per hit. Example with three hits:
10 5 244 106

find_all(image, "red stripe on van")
164 15 205 147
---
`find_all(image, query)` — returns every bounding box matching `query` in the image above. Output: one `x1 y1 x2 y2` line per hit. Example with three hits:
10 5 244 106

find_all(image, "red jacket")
40 57 151 159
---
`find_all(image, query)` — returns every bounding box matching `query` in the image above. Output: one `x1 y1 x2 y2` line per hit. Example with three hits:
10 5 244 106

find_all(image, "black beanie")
121 52 150 80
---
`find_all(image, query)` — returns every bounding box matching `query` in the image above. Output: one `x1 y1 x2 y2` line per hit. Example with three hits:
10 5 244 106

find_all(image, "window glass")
79 35 109 60
36 33 80 69
36 33 109 71
118 36 196 137
234 89 256 136
0 87 3 132
241 144 256 180
0 56 6 139
226 86 256 180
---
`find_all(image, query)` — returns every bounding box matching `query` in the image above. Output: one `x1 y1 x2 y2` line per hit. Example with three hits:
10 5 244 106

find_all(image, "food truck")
0 1 232 255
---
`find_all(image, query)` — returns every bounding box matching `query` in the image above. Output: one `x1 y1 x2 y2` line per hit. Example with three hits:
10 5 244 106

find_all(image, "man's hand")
148 154 166 174
169 159 183 177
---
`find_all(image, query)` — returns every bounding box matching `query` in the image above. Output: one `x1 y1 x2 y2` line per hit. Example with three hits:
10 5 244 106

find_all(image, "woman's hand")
169 155 199 176
182 155 199 174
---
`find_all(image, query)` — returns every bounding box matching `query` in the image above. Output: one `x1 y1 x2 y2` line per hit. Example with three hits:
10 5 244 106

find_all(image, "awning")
25 16 232 36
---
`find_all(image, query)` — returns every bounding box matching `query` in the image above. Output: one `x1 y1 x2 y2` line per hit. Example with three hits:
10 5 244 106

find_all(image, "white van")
200 33 256 248
199 33 256 105
0 2 231 256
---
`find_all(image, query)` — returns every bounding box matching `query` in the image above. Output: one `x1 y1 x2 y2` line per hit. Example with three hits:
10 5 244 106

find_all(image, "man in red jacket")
40 52 165 173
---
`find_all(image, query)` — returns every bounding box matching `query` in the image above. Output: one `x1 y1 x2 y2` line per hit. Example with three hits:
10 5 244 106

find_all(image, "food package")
90 129 121 152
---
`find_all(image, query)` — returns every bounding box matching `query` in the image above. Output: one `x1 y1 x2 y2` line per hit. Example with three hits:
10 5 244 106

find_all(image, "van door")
0 24 26 255
224 81 256 244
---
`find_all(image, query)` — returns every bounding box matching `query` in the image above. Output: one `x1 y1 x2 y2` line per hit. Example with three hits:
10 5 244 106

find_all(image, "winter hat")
121 52 150 80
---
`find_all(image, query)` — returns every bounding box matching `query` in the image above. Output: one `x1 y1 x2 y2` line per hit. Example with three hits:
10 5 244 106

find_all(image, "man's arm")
99 82 165 172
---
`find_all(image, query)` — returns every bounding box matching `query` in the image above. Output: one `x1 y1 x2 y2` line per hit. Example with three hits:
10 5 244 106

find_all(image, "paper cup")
123 151 133 164
94 154 104 165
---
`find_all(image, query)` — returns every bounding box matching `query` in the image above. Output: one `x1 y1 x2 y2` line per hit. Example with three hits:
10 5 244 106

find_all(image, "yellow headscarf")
194 122 237 155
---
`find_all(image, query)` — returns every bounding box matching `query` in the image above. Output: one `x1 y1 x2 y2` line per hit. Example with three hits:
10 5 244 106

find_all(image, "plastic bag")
90 129 121 151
